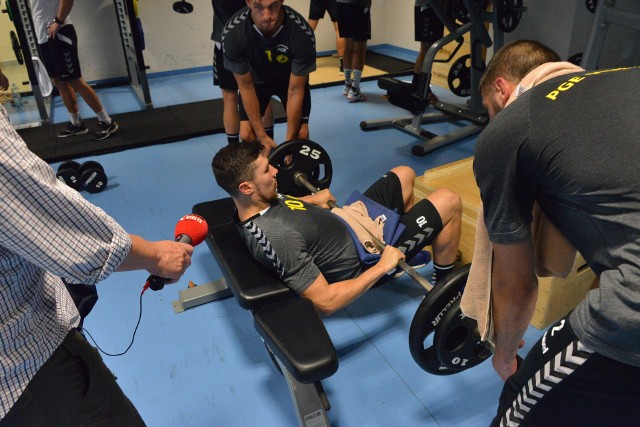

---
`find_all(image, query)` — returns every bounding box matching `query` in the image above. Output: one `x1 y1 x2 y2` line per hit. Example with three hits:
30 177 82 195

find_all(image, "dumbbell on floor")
56 160 108 193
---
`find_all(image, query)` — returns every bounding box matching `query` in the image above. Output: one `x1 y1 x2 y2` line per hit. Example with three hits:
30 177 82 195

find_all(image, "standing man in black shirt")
222 0 316 152
211 0 273 144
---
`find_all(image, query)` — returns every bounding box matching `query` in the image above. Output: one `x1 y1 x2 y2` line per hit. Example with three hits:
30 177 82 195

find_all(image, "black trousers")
1 330 145 426
491 316 640 426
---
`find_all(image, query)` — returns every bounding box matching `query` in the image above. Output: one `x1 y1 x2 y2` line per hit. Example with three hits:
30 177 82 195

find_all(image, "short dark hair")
479 40 561 92
212 141 265 196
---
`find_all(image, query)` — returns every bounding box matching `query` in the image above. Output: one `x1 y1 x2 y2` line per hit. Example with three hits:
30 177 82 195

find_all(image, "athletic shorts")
309 0 339 21
414 5 445 44
238 83 311 124
39 24 82 81
364 171 443 261
213 43 238 91
492 316 640 426
337 3 371 42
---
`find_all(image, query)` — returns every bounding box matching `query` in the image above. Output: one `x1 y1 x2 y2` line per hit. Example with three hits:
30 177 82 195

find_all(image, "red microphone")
147 214 209 291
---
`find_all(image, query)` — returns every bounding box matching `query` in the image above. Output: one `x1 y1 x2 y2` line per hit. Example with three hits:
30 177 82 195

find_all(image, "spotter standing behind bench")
212 141 461 315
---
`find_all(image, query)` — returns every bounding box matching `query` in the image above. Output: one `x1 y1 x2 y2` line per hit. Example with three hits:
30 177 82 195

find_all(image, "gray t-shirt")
474 66 640 367
237 194 362 293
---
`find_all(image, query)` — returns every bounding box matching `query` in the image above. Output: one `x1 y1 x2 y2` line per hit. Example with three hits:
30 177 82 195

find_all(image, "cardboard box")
414 157 596 329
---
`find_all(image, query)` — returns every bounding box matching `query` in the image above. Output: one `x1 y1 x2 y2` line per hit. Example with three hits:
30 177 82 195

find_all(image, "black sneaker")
92 120 119 141
58 122 89 138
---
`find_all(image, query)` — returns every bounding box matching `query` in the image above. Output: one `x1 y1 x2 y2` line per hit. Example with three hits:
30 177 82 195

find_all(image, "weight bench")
192 198 339 427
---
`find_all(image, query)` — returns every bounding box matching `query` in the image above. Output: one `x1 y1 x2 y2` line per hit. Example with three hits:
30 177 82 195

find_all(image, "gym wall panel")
502 0 640 68
1 9 15 62
71 0 127 81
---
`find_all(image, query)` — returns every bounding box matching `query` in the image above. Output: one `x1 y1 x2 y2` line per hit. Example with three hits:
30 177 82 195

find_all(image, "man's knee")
427 188 462 222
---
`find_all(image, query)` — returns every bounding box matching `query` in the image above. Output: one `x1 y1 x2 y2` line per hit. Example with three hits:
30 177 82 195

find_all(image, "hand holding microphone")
146 214 209 291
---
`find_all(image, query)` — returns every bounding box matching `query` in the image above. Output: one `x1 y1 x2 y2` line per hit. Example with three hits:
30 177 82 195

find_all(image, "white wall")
30 0 640 83
66 0 416 82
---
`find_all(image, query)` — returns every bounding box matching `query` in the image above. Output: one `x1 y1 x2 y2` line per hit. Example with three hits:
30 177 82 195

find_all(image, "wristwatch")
54 16 63 24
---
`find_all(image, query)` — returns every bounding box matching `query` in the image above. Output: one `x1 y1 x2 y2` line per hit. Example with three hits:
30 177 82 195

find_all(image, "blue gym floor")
7 66 546 426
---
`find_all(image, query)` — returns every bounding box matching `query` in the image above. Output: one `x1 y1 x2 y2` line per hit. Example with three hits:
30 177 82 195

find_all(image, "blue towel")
337 190 406 266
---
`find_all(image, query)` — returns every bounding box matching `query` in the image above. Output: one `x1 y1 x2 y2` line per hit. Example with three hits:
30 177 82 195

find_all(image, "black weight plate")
268 139 333 197
449 0 487 24
408 264 470 375
496 0 524 33
56 160 81 190
10 31 23 65
433 297 492 370
79 160 104 173
79 161 107 193
447 54 471 97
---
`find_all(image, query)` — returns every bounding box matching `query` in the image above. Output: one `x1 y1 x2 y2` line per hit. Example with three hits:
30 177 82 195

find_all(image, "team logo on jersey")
275 44 289 64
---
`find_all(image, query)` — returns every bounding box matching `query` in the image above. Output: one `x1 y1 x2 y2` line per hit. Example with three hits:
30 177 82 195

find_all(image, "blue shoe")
408 250 431 268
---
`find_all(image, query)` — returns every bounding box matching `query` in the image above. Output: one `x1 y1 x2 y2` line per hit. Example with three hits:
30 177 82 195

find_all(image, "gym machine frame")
581 0 640 71
113 0 153 109
360 0 501 156
7 0 52 126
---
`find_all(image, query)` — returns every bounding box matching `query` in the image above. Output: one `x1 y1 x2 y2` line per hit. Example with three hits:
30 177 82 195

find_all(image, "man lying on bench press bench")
212 141 461 315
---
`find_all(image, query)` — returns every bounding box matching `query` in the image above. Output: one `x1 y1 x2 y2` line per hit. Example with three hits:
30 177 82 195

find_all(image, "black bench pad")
193 198 338 383
255 297 339 383
193 198 294 310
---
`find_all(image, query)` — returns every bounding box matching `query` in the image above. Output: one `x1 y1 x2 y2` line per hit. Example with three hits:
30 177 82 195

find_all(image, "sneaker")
408 250 431 269
92 120 119 141
347 88 367 103
343 84 351 96
58 122 89 138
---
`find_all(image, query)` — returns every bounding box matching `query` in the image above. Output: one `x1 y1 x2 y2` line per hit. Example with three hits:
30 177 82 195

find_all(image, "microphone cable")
81 280 150 357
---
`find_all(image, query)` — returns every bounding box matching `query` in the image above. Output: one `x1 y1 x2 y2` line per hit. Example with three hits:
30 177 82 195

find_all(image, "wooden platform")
414 157 596 329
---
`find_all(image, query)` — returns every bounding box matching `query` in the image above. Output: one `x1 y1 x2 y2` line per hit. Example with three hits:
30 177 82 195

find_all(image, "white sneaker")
348 89 367 103
343 85 351 96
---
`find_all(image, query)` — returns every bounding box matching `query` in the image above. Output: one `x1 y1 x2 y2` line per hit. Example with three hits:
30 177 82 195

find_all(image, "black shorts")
414 5 445 44
238 83 311 124
364 171 442 261
213 43 238 91
337 3 371 42
492 316 640 426
309 0 339 21
39 25 82 81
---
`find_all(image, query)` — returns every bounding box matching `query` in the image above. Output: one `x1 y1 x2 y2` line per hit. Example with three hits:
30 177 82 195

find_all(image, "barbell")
268 139 496 375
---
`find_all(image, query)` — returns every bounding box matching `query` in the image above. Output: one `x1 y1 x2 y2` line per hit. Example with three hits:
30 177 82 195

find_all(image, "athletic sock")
70 112 81 126
352 69 363 91
226 133 240 144
432 262 455 284
344 69 353 87
96 110 111 125
264 126 274 139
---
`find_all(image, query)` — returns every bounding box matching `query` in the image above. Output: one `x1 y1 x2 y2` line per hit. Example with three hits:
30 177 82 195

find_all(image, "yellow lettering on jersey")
265 50 272 62
285 199 306 211
276 54 289 64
